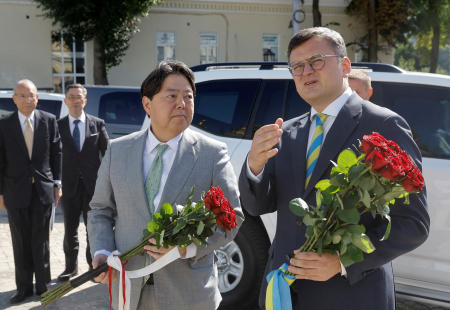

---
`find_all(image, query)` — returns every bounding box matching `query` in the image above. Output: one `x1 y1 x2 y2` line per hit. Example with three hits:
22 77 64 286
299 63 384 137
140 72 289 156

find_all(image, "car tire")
218 216 270 310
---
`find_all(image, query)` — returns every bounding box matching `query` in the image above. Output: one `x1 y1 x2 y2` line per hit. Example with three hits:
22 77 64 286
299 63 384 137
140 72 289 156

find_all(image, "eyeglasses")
67 95 85 101
14 93 37 99
288 54 342 76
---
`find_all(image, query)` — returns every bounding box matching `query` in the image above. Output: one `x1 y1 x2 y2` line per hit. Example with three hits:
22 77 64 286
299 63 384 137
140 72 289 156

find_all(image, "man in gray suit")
87 61 243 310
239 27 429 310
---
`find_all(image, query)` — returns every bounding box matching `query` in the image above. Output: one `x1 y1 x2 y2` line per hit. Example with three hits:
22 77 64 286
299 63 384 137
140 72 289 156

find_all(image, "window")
193 80 261 138
262 34 279 62
284 80 310 120
52 31 86 93
157 32 175 62
98 92 145 126
200 33 218 64
251 80 286 136
371 82 450 159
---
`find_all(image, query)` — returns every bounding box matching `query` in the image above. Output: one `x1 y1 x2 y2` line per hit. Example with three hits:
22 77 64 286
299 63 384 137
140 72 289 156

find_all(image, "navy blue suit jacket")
239 94 430 310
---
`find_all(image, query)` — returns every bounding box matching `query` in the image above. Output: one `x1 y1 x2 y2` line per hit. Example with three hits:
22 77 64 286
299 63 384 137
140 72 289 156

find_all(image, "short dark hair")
65 83 87 96
140 61 196 100
287 27 347 61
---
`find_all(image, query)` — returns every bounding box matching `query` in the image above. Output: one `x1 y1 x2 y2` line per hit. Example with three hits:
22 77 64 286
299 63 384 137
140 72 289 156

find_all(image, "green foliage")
37 0 162 70
291 148 413 267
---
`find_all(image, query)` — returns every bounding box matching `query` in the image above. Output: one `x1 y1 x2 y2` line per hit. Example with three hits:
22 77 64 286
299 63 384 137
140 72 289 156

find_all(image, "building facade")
0 0 393 91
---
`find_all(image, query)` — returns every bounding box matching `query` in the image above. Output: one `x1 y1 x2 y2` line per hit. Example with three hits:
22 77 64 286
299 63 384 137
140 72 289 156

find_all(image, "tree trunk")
313 0 322 27
367 0 378 62
429 0 440 73
93 37 109 85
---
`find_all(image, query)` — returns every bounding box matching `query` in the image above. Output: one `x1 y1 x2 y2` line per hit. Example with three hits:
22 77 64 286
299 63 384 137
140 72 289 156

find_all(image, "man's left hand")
53 187 62 207
288 251 341 281
144 238 186 260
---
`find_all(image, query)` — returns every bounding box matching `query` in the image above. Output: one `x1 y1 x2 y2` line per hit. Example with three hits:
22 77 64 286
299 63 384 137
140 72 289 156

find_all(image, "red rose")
216 211 237 230
360 132 389 155
398 150 414 172
401 165 425 192
365 147 389 171
378 155 405 181
204 187 225 215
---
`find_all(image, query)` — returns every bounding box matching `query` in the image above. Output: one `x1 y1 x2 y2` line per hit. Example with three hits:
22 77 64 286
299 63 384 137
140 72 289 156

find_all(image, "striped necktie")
305 113 328 189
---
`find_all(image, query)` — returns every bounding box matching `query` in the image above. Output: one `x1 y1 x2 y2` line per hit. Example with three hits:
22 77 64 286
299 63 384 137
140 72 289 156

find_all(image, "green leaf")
339 252 354 267
289 198 309 217
161 203 173 216
192 237 203 246
340 241 348 255
347 224 365 234
186 186 194 206
360 189 371 208
347 244 364 263
337 149 358 170
316 190 322 207
147 221 159 233
348 164 367 182
343 232 352 245
153 213 163 220
380 214 392 241
332 233 342 244
342 191 359 210
159 229 165 247
359 175 376 191
352 233 375 253
172 218 186 235
197 221 205 235
315 179 331 191
330 173 347 186
317 237 323 256
337 208 360 224
303 214 317 226
323 232 332 246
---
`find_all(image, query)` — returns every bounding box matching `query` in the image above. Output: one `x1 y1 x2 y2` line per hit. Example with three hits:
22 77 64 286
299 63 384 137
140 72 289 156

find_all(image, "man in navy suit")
57 84 108 281
239 27 430 310
0 79 62 303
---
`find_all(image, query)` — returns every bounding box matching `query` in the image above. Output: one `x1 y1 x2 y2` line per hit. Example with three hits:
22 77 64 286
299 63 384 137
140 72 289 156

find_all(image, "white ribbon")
107 248 181 310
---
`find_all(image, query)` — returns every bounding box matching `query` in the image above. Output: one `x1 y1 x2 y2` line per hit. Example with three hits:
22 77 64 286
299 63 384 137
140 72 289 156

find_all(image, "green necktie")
305 113 328 189
145 144 169 214
143 143 168 287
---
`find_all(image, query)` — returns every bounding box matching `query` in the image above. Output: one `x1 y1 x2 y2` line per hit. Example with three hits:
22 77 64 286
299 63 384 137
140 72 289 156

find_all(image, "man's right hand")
93 254 117 284
248 118 283 175
0 195 6 211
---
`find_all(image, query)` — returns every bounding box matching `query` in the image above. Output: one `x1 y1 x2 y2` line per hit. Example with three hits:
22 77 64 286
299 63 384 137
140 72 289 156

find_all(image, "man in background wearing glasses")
0 79 62 303
239 27 429 310
56 84 108 282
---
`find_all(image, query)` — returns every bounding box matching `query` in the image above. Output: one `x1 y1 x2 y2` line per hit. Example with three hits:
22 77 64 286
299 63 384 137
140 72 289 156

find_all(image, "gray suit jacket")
88 128 243 310
239 94 429 310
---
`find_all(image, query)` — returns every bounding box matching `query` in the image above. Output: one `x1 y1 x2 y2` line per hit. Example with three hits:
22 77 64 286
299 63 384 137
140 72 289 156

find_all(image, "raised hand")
248 118 283 175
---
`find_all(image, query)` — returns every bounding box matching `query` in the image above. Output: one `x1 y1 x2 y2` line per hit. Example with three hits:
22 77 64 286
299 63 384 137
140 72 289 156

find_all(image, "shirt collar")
18 110 35 124
68 111 86 124
146 127 183 154
310 87 353 121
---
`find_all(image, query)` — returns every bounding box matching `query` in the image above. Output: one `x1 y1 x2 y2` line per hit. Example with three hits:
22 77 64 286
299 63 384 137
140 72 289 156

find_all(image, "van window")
284 80 310 120
372 82 450 159
0 98 61 117
193 80 260 138
98 92 145 125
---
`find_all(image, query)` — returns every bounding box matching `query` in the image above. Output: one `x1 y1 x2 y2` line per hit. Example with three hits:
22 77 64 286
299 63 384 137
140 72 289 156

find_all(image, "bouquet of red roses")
41 186 237 308
266 132 424 310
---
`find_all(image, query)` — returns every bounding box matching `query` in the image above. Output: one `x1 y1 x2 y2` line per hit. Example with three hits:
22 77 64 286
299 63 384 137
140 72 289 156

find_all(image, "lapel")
12 112 29 157
288 114 311 197
304 94 363 197
158 129 198 210
125 130 151 220
82 114 96 152
61 116 78 152
32 110 46 159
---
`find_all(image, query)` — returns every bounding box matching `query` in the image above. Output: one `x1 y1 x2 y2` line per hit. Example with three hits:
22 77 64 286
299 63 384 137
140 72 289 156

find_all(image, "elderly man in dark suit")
239 27 430 310
57 83 108 281
0 79 62 303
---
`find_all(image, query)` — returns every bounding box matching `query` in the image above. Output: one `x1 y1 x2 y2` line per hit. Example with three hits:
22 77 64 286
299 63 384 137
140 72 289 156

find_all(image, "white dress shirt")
68 111 86 150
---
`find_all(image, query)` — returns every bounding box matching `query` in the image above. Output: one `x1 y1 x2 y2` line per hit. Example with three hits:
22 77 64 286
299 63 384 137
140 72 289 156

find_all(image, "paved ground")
0 209 448 310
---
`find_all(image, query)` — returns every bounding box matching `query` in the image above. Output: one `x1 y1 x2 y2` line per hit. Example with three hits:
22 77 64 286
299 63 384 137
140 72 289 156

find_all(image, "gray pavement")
0 210 448 310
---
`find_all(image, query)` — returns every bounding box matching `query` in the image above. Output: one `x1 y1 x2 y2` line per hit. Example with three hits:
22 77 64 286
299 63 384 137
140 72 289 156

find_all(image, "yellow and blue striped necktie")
305 113 328 189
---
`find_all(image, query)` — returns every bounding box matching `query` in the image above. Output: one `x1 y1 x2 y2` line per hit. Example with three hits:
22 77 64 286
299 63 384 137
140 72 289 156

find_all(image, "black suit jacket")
58 113 108 198
239 94 430 310
0 110 62 209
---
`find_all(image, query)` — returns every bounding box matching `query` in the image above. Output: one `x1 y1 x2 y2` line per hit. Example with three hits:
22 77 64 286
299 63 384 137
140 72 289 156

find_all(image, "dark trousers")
7 185 51 291
61 180 92 270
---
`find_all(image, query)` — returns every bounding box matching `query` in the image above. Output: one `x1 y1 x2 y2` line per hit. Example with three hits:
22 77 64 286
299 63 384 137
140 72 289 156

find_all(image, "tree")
346 0 414 62
312 0 322 27
37 0 162 85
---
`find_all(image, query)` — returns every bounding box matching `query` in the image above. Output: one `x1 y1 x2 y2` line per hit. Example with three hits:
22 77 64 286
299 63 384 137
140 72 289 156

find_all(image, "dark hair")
140 61 196 99
66 83 87 96
287 27 347 61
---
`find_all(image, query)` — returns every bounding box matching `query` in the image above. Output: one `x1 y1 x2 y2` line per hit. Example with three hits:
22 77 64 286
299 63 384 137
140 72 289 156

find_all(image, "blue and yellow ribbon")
265 263 296 310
